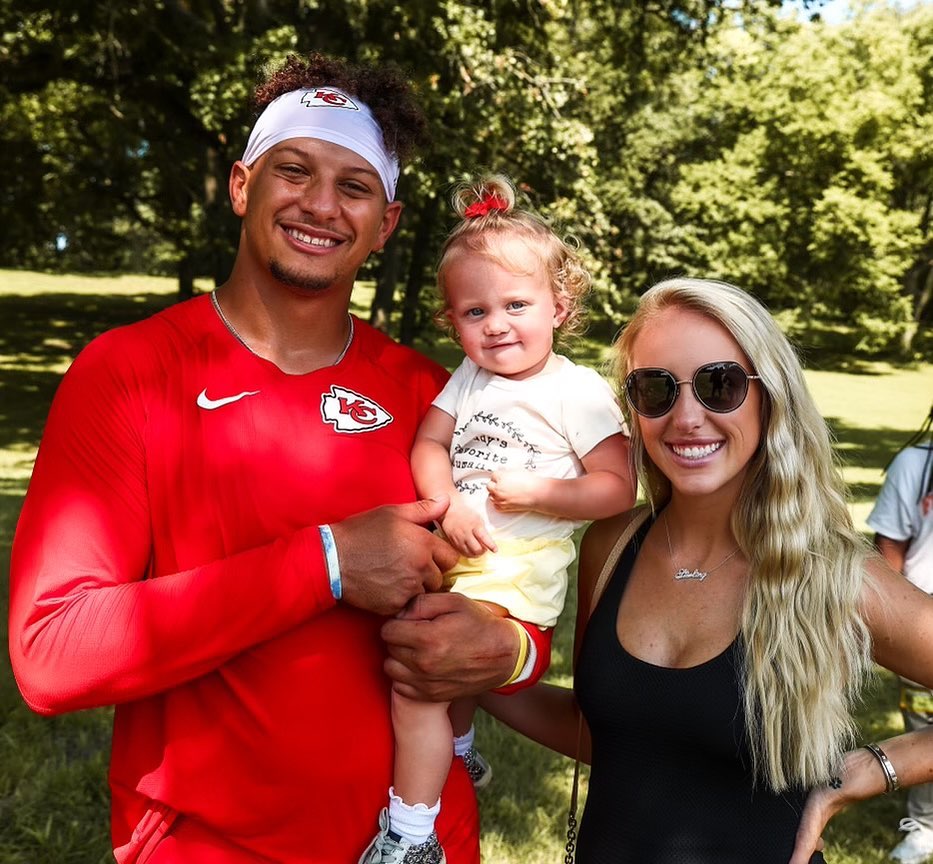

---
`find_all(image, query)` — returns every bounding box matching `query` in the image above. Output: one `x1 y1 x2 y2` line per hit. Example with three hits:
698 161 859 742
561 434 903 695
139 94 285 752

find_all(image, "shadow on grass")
0 290 172 863
827 417 916 506
0 291 176 358
826 418 916 471
784 317 932 374
0 292 176 453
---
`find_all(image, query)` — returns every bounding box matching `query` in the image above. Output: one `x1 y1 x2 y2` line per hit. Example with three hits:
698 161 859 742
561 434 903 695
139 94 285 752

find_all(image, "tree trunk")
370 230 403 333
920 265 933 323
178 253 195 300
369 173 413 331
901 262 933 354
399 194 441 346
205 144 238 287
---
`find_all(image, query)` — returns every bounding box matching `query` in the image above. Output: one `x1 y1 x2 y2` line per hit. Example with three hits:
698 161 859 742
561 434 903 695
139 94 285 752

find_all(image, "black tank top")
574 517 826 863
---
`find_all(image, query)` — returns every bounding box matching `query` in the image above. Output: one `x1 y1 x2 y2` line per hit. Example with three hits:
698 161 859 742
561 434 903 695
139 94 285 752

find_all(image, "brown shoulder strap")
587 503 651 618
566 503 651 862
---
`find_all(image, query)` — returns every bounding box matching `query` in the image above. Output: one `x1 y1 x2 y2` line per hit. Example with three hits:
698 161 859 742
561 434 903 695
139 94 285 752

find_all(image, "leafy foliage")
659 9 930 351
0 1 929 350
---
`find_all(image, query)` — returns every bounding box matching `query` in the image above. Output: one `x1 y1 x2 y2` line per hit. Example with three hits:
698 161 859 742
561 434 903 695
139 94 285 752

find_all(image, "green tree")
656 5 931 353
10 0 923 357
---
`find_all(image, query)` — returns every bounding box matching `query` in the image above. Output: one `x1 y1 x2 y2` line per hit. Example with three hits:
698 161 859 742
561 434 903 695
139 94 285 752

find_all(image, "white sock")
387 787 440 844
453 724 475 758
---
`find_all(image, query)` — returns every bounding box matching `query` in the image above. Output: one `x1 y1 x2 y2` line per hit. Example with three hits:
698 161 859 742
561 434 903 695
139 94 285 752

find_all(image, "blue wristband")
318 524 341 600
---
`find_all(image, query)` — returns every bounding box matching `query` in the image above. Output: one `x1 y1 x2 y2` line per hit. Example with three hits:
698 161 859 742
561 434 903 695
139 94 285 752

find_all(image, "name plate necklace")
663 512 740 581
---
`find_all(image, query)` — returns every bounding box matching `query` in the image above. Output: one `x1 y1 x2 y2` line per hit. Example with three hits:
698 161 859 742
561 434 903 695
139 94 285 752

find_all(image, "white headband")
241 88 400 200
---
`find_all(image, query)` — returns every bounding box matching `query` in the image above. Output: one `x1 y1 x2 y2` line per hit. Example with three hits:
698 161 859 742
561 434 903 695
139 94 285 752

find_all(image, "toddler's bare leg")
392 687 452 806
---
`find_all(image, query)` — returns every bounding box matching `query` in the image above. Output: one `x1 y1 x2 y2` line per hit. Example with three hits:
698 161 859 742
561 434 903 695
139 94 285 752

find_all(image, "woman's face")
628 306 763 504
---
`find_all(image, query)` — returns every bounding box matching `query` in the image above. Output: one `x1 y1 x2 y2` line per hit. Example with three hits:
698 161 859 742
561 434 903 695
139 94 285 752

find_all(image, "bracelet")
511 630 538 686
318 525 341 601
500 619 530 687
863 742 899 793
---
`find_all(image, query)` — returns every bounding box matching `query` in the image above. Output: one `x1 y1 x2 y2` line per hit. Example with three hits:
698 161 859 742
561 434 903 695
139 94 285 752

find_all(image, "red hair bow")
464 193 509 219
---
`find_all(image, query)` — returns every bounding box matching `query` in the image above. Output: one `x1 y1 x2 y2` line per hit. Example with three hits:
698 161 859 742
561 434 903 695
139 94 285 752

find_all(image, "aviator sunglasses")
625 361 761 418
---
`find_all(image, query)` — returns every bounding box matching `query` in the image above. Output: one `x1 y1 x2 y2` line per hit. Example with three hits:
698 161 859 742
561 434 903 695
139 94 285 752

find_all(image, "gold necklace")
211 290 354 366
663 512 740 581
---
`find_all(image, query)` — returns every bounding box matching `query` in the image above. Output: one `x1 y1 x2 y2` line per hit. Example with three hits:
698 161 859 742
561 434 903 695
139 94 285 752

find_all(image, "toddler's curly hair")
435 174 591 346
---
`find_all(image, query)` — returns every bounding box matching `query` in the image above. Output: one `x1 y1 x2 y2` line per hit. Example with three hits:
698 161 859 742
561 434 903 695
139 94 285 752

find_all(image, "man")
867 402 933 864
9 53 548 864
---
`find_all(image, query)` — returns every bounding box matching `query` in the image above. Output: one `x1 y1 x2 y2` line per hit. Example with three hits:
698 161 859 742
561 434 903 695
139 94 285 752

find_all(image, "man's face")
230 138 401 295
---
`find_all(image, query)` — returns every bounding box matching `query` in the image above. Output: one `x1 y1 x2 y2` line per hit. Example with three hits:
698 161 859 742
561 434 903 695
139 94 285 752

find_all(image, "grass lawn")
1 269 931 863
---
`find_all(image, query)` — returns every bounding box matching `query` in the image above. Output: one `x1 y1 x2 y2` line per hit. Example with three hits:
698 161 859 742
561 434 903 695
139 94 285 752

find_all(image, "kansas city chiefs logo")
321 386 393 433
300 89 360 111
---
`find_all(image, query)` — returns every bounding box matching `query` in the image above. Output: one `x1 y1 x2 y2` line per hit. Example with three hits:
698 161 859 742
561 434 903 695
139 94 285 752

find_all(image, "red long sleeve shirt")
9 296 480 863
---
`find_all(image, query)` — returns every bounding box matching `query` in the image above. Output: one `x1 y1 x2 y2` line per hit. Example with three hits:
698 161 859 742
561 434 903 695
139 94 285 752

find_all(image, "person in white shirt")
868 403 933 864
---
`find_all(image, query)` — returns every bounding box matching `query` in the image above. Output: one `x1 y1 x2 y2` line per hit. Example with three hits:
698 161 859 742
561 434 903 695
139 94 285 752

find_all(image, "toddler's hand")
487 470 543 512
441 500 497 557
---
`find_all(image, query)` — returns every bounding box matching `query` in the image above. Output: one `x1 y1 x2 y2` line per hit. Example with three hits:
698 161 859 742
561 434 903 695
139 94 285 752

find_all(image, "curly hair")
251 53 428 165
435 174 591 348
614 278 874 792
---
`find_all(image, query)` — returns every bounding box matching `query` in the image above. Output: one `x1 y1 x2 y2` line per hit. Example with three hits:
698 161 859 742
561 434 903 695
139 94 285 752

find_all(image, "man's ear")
372 201 404 252
229 161 250 218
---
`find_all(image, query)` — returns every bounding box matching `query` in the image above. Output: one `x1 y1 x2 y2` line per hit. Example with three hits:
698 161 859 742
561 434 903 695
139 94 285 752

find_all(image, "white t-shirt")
433 354 626 542
867 444 933 593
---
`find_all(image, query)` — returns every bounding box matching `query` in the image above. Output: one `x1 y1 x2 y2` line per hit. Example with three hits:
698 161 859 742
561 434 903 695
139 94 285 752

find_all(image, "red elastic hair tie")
464 193 509 219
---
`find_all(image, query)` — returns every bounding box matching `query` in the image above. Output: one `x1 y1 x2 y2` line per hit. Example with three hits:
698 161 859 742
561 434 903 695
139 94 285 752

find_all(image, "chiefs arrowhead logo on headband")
241 87 400 200
300 89 360 111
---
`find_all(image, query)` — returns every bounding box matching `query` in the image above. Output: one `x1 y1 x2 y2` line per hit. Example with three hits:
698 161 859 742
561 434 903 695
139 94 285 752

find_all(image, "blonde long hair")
615 277 874 792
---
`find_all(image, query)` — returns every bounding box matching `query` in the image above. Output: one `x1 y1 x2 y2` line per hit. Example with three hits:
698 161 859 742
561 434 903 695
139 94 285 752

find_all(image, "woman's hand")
789 746 889 863
788 783 839 863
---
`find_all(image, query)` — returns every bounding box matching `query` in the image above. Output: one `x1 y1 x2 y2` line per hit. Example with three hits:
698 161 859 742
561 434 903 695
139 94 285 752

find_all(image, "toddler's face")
444 238 567 380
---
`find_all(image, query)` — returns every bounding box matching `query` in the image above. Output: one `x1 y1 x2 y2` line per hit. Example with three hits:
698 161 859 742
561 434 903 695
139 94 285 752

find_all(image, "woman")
482 278 933 863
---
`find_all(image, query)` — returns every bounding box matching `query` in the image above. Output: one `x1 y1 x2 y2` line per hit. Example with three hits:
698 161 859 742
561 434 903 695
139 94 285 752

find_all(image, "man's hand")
382 593 518 701
331 498 459 617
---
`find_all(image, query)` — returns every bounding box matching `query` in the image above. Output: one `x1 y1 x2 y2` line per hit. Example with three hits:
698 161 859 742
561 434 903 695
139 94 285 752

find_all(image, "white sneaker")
358 808 446 864
890 818 933 864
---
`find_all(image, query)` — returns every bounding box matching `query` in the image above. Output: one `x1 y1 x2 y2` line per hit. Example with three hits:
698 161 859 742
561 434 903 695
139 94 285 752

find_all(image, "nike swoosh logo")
197 388 260 410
